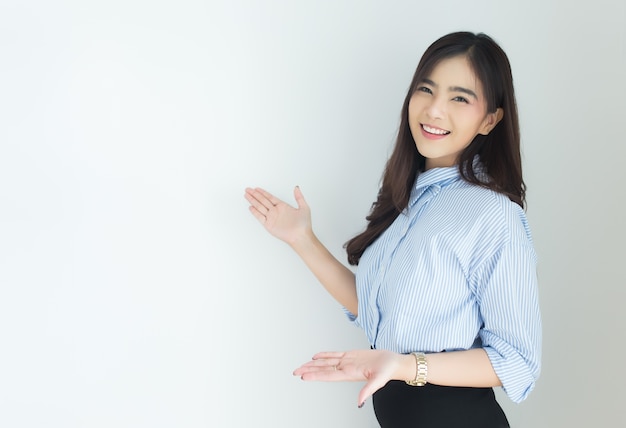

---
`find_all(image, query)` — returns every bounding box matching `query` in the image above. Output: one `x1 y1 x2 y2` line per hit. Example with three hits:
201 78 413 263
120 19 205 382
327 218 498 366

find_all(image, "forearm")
290 231 358 314
395 348 501 388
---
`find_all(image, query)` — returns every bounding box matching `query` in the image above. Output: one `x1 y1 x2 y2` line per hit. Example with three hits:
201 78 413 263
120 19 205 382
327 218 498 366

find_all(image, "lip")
420 124 450 140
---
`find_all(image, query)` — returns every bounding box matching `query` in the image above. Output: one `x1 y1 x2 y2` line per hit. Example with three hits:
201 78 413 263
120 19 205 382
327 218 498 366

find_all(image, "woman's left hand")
293 349 406 407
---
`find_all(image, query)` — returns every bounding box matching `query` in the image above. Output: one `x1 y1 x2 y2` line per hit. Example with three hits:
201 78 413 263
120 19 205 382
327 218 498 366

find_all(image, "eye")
453 96 469 103
416 86 433 94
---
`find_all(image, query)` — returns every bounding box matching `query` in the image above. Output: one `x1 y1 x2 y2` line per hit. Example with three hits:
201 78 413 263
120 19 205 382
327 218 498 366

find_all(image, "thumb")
293 185 308 210
357 378 387 408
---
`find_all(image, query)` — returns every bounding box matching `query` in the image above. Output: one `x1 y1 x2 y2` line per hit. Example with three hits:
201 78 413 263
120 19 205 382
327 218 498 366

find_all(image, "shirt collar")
414 165 460 190
408 157 485 208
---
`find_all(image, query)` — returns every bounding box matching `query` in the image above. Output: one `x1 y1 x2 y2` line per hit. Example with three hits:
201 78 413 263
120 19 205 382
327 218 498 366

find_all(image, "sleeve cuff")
484 345 539 403
342 307 357 322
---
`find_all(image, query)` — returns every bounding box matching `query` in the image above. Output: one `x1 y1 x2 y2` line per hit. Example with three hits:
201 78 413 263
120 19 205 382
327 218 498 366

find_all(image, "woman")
244 32 541 427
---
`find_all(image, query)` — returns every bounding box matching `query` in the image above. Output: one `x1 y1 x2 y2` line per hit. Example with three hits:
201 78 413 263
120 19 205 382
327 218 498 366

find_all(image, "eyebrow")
421 78 478 100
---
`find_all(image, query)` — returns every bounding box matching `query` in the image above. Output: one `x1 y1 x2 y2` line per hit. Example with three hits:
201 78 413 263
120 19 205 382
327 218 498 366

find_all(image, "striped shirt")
347 162 542 403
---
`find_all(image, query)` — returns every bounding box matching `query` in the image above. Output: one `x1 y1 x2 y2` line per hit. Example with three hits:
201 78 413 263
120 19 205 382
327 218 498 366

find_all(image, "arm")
474 239 542 403
244 186 358 314
293 348 500 408
407 348 500 387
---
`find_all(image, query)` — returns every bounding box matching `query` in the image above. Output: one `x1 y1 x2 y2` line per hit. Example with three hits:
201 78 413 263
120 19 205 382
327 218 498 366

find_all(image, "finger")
293 185 308 210
295 368 351 382
311 351 345 360
294 357 342 371
244 187 277 212
293 364 337 377
254 187 282 208
244 192 270 216
247 205 267 224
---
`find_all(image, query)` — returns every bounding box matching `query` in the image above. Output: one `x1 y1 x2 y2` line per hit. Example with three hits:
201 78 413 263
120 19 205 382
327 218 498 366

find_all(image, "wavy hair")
345 32 524 265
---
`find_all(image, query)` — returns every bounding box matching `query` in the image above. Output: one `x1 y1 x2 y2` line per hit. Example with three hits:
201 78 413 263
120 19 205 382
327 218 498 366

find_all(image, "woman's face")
408 55 503 170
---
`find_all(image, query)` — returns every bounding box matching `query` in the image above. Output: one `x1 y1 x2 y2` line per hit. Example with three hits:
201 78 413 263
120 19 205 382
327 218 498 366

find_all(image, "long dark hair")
345 32 524 266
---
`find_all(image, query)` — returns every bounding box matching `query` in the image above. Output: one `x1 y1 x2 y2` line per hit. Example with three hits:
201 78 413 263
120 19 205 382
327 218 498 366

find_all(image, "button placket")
368 184 445 346
368 209 411 344
408 185 438 228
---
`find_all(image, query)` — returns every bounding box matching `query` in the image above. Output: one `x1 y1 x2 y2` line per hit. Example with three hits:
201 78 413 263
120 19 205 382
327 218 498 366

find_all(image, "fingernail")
358 401 365 408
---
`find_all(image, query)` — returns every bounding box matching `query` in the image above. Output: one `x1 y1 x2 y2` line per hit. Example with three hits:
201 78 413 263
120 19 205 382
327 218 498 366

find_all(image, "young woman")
244 32 541 428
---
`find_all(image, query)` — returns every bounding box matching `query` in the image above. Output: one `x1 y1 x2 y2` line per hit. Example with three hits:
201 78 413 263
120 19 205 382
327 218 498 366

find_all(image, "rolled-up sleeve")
474 239 542 403
343 307 357 322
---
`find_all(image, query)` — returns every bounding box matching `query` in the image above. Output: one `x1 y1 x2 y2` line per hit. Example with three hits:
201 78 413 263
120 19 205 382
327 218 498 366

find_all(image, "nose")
426 95 446 120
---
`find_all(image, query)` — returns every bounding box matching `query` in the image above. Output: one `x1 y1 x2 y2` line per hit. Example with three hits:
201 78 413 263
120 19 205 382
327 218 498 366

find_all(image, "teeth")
423 125 449 135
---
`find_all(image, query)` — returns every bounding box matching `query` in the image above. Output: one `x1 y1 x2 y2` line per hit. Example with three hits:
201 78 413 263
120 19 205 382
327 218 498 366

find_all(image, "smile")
421 124 450 135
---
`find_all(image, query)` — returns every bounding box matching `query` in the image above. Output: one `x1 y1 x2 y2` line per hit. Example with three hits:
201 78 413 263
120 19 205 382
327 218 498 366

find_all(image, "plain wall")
1 1 624 427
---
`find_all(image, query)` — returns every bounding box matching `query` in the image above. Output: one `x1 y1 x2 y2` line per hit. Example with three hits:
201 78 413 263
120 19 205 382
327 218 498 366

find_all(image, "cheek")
408 98 421 122
407 99 415 116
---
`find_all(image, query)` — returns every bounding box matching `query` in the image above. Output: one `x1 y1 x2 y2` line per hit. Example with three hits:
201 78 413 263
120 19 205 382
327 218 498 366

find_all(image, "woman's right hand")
244 186 312 246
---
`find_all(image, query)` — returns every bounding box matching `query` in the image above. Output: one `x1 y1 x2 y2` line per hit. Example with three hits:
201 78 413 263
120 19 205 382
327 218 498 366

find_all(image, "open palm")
244 186 312 246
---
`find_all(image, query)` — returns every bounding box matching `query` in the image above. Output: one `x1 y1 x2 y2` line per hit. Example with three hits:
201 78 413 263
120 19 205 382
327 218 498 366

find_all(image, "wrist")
288 228 317 251
394 353 420 382
405 352 428 386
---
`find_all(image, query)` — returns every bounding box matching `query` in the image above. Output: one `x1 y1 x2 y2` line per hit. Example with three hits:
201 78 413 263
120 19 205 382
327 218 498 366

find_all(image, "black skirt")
372 381 510 428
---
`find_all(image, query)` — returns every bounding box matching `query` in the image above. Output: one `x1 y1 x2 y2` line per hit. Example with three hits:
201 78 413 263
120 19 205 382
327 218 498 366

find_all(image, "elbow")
484 342 541 403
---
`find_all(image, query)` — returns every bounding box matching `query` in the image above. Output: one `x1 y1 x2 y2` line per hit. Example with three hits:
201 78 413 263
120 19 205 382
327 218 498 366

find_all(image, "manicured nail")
358 401 365 408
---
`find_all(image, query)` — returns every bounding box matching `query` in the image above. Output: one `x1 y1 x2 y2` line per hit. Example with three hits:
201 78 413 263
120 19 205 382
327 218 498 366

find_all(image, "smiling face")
408 55 503 170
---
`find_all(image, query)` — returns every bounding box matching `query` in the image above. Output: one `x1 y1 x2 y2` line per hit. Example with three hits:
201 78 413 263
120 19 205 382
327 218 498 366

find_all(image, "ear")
478 108 504 135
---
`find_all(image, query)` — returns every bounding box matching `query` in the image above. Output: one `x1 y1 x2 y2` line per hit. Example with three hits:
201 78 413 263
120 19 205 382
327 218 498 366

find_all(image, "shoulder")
439 181 533 244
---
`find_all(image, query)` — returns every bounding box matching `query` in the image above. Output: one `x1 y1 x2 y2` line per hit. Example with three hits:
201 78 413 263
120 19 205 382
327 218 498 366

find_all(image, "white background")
1 1 624 427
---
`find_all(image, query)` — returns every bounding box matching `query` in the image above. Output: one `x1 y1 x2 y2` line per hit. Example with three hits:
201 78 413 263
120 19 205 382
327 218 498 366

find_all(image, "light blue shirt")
347 163 541 403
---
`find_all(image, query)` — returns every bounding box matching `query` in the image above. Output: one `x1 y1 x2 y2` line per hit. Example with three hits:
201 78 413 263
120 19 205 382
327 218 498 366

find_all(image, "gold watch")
405 352 428 387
